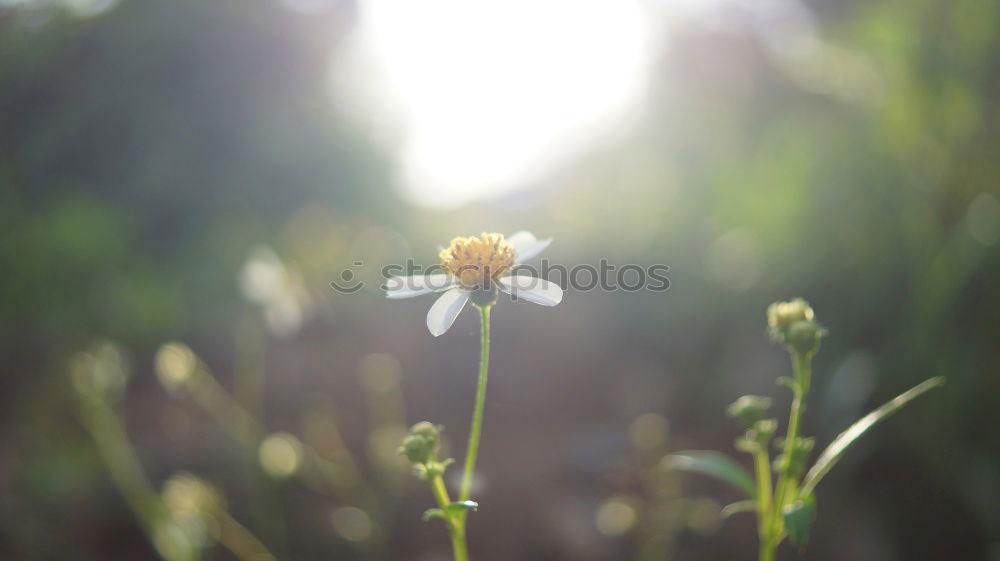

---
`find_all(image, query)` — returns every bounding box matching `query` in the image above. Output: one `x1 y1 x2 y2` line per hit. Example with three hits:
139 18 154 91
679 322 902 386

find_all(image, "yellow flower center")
439 232 517 287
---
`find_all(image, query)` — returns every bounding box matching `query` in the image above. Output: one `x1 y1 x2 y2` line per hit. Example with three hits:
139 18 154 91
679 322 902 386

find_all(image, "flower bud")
767 298 825 356
398 422 442 465
750 419 777 445
735 418 778 453
774 437 815 478
785 320 824 356
767 298 814 330
412 457 453 481
726 395 772 428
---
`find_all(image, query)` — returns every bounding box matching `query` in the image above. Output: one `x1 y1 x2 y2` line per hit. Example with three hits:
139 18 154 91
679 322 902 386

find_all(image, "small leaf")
422 508 446 522
446 500 479 517
662 451 756 497
721 500 757 519
801 376 944 496
412 464 430 480
776 377 798 393
782 495 816 550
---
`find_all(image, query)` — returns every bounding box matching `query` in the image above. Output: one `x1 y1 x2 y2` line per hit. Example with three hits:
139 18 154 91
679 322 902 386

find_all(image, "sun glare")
345 0 649 208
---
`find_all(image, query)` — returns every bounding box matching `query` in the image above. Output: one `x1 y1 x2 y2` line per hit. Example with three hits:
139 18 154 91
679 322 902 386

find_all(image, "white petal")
499 275 563 306
426 288 471 336
386 274 455 299
507 231 552 263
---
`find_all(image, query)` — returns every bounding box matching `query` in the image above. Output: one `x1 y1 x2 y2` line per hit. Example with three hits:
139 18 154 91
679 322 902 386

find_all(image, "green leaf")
446 500 479 517
801 376 945 496
782 495 816 550
776 377 798 393
721 500 757 519
662 451 756 497
422 508 446 522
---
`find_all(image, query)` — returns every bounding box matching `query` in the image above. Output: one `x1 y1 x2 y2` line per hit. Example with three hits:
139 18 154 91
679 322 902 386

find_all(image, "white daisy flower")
386 232 563 336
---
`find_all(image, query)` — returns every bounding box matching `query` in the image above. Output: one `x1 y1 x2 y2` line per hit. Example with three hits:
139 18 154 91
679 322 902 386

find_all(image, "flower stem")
770 351 812 543
759 538 776 561
753 447 773 541
443 304 491 561
460 304 491 503
218 511 280 561
78 400 167 543
428 470 468 561
449 528 469 561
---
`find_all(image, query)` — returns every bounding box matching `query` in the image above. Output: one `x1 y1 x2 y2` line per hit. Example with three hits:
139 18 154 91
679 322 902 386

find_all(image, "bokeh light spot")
595 495 638 537
628 413 670 451
259 432 304 479
359 352 403 393
155 342 197 391
331 506 373 542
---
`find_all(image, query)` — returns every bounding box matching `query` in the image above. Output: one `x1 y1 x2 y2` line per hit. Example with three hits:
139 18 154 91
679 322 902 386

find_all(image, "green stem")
428 466 468 561
218 511 280 561
753 448 773 542
80 401 165 536
460 304 491 503
430 475 452 512
771 351 812 540
183 361 380 512
233 317 287 553
759 538 776 561
79 400 193 561
449 528 469 561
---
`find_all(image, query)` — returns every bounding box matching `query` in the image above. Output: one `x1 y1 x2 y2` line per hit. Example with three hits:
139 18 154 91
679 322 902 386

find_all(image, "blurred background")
1 0 998 559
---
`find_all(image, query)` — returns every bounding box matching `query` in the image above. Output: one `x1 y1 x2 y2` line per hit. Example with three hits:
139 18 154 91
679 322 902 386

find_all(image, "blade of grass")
800 376 945 496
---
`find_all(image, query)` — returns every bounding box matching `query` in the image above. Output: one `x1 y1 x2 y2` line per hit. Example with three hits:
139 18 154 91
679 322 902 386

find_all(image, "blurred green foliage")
1 0 999 560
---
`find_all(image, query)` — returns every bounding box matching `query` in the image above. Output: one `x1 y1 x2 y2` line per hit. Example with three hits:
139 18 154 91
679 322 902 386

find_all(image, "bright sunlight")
345 0 649 208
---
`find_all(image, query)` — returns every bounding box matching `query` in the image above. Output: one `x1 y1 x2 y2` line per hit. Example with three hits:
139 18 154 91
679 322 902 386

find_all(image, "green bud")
399 435 430 464
735 437 760 454
726 395 772 428
398 422 442 465
750 419 777 445
774 437 815 478
735 419 778 454
413 458 453 481
785 320 824 356
767 298 825 356
410 421 441 441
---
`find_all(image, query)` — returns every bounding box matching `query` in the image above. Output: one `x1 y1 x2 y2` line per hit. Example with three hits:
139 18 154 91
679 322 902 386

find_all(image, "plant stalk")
428 469 468 561
769 351 812 546
759 538 776 561
753 448 773 542
460 304 491 504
